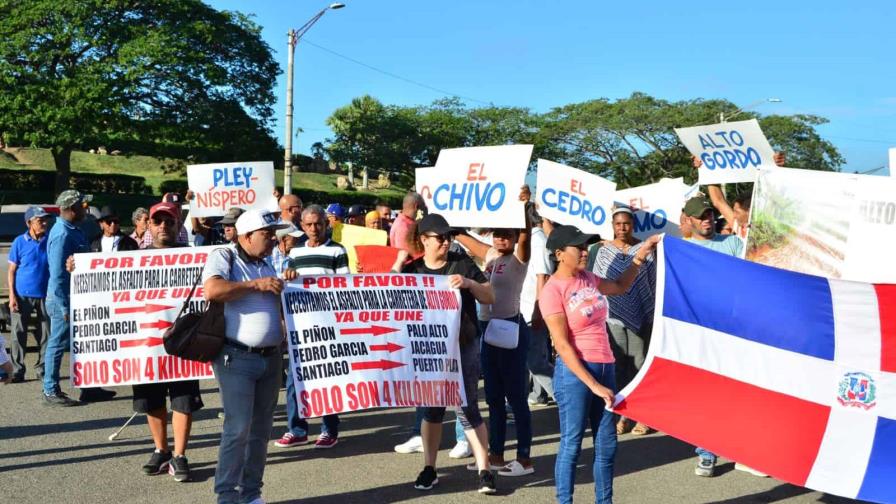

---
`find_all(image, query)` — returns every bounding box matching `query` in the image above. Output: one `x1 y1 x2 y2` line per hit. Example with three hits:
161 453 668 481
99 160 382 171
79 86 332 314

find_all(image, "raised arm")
598 235 660 296
454 232 492 262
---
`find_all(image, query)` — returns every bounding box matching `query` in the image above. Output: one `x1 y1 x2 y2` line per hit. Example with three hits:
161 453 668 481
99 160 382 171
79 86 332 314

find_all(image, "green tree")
541 93 843 188
0 0 280 193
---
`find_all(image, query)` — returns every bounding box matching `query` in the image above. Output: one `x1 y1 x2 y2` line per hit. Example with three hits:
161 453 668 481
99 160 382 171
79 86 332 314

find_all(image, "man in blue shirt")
42 190 116 405
7 206 51 382
682 195 764 479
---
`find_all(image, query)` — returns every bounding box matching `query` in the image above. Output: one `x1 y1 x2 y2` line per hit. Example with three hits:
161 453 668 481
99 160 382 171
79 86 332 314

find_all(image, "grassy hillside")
4 148 409 203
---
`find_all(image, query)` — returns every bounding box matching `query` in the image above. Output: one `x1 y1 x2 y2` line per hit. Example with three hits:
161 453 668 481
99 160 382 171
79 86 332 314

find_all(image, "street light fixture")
720 98 782 123
283 3 346 195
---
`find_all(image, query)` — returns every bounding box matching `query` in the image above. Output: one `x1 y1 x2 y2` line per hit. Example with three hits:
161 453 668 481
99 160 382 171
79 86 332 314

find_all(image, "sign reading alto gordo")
69 247 219 387
282 274 466 418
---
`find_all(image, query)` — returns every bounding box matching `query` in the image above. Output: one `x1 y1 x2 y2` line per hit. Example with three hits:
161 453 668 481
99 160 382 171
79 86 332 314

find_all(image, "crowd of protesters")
4 159 772 503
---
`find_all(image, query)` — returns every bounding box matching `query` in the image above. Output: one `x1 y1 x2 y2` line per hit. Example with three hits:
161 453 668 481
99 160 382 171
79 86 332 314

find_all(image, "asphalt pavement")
0 353 870 504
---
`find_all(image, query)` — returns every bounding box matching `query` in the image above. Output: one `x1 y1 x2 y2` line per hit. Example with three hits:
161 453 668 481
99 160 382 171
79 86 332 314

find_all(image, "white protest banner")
535 159 616 236
69 247 219 387
430 144 532 228
414 166 437 210
746 167 896 283
614 178 689 239
282 274 465 418
187 161 279 217
675 119 777 184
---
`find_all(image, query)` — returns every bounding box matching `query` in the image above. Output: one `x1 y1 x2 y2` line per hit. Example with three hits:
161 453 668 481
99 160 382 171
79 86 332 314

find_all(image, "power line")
301 38 494 106
824 135 896 144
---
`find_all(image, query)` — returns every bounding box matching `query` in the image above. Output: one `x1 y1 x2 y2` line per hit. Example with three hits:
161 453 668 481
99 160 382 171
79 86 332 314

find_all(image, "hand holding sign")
428 145 532 228
188 161 279 217
535 159 616 237
676 119 777 184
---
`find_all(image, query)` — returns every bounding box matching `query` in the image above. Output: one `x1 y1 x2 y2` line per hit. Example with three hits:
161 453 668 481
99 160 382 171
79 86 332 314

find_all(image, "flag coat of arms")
614 237 896 503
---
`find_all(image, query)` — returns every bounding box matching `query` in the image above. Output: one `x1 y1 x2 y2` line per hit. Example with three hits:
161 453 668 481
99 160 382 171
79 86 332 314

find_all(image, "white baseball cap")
275 223 304 239
235 209 289 235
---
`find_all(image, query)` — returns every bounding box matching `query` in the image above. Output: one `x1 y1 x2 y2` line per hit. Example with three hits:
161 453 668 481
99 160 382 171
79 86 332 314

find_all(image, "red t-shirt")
539 270 613 363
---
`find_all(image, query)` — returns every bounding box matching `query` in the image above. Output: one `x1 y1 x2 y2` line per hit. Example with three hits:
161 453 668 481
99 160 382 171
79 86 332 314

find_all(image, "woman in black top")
398 214 498 494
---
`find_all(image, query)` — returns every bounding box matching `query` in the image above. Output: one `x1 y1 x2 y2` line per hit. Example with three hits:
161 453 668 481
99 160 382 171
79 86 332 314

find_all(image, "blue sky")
209 0 896 174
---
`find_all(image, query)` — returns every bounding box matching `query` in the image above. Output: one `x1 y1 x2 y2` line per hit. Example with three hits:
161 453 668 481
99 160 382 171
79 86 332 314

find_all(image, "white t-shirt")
479 247 528 321
100 235 120 252
520 227 552 323
202 246 283 348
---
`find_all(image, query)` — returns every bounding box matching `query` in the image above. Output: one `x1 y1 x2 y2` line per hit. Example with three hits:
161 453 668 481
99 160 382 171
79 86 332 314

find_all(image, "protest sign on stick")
187 161 279 217
675 119 777 184
69 247 220 387
614 178 689 239
535 159 616 237
282 274 465 418
429 145 532 228
355 245 402 273
415 166 437 210
746 167 896 283
331 223 389 273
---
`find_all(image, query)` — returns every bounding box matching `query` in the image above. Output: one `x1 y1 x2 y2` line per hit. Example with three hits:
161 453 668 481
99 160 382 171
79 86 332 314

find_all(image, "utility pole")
282 3 345 195
283 29 296 194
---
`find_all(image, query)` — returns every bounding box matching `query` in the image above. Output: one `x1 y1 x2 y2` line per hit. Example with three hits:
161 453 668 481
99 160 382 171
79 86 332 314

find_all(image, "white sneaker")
448 440 472 459
394 435 424 454
734 462 768 477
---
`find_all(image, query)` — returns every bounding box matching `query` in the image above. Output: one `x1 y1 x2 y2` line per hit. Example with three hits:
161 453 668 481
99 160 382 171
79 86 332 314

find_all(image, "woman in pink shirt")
539 225 658 504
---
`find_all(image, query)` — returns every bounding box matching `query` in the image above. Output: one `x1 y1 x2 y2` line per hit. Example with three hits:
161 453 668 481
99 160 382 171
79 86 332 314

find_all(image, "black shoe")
142 450 172 475
169 454 191 482
79 387 117 403
11 375 25 383
43 390 79 407
414 466 439 491
478 470 497 494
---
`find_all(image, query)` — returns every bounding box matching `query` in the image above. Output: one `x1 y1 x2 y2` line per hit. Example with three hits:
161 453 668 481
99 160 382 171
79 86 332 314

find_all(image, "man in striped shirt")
275 205 349 449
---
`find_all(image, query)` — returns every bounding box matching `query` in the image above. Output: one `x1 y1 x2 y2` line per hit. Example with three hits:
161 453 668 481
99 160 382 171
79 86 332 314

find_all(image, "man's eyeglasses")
151 216 176 227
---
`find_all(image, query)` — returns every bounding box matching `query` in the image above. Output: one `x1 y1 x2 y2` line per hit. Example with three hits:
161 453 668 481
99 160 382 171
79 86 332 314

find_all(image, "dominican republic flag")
614 236 896 503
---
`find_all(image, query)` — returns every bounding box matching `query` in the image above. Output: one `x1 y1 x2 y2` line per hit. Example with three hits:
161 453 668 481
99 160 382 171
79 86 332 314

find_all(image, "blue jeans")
527 322 554 401
411 407 465 442
213 345 282 504
481 316 532 459
285 366 339 438
42 299 68 395
554 358 617 504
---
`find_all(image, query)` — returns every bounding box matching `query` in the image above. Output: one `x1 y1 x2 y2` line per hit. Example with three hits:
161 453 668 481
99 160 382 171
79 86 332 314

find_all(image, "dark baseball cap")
682 196 715 218
219 207 245 225
347 204 365 217
417 214 458 236
546 225 600 251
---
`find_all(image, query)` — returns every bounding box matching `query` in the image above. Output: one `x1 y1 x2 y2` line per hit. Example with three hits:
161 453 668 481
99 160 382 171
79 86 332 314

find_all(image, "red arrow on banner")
339 325 399 337
351 359 406 371
369 342 404 353
114 303 175 314
120 337 165 348
139 320 173 330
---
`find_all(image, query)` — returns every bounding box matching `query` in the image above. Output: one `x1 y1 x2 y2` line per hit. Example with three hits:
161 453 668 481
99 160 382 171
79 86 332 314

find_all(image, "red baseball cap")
149 202 179 221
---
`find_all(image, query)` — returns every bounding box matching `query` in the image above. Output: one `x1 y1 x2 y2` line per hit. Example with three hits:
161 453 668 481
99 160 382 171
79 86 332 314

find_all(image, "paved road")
0 355 868 504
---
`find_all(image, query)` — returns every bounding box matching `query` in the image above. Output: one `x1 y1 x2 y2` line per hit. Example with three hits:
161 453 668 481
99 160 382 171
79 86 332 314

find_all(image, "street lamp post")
720 98 782 123
283 3 345 195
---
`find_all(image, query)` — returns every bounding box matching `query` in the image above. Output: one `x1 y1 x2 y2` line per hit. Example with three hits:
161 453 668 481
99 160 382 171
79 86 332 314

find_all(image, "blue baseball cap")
326 203 345 219
24 206 50 224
